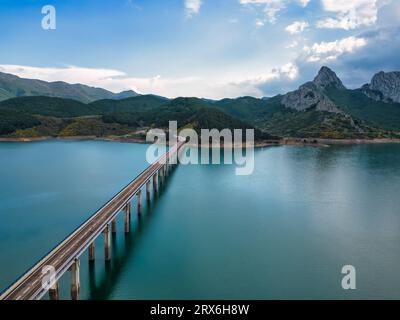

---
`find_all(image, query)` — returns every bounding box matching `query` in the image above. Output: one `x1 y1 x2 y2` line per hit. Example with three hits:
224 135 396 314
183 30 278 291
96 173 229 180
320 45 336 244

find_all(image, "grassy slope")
326 88 400 131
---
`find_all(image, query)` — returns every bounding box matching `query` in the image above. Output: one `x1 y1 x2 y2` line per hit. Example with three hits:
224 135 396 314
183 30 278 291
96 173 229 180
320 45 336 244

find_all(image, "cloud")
331 26 400 87
299 0 310 7
255 19 265 27
303 36 367 62
0 65 126 85
0 63 299 99
230 62 299 91
285 21 309 34
185 0 202 17
0 64 197 97
317 0 387 30
230 62 302 97
239 0 310 24
239 0 286 24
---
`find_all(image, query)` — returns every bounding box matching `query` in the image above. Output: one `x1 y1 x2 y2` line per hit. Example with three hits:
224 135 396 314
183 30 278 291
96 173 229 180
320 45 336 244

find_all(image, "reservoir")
0 141 399 299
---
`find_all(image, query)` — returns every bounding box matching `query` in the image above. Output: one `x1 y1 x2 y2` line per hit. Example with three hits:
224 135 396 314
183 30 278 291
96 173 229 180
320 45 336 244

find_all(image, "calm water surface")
0 141 399 299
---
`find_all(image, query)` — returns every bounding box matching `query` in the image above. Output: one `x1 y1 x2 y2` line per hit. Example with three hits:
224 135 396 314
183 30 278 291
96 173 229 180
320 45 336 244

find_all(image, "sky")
0 0 399 99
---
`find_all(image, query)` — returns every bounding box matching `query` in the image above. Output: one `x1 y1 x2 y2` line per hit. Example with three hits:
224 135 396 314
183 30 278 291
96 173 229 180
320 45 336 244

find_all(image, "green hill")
0 71 138 103
2 66 400 141
103 97 277 140
0 109 41 135
90 94 169 113
0 96 98 118
326 88 400 131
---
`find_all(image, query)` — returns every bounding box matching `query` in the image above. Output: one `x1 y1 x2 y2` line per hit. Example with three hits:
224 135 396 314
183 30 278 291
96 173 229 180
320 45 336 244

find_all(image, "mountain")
0 95 276 140
1 66 400 140
212 96 270 123
361 71 400 103
0 109 41 135
0 72 138 103
281 67 343 112
111 90 139 100
102 97 276 140
325 88 400 131
0 96 97 118
90 95 169 113
256 66 400 138
313 66 346 90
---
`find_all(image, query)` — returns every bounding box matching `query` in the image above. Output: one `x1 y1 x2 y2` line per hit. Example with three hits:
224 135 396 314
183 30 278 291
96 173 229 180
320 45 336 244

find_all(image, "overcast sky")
0 0 399 99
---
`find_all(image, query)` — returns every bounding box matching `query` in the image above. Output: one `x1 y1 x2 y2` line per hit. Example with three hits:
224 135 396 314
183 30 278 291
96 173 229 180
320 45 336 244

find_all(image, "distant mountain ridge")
1 67 400 140
0 71 138 103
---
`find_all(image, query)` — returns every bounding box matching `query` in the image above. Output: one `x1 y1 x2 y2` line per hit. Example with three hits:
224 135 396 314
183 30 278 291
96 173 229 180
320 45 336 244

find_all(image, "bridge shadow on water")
86 168 177 300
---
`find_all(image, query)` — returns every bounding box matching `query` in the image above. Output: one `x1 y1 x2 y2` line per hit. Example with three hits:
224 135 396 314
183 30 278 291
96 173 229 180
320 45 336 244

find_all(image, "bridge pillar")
104 224 111 261
137 190 142 215
159 168 163 185
112 217 117 233
49 281 60 300
124 205 130 234
89 242 95 262
153 173 158 193
146 180 151 202
70 259 80 300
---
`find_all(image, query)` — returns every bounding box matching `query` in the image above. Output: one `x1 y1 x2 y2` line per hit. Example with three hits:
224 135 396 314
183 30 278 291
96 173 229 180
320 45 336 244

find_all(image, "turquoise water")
0 141 400 299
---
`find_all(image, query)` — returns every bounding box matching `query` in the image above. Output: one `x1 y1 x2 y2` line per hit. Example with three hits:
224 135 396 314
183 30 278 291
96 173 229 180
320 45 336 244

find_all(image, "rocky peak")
369 71 400 103
313 66 346 90
281 81 340 113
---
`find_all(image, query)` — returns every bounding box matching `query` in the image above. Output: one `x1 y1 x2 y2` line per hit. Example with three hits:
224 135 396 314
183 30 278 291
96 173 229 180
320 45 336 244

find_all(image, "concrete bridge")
0 140 186 300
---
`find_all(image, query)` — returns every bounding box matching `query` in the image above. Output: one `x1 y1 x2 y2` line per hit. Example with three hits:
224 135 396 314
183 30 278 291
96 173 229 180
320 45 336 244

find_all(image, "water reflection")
86 168 176 300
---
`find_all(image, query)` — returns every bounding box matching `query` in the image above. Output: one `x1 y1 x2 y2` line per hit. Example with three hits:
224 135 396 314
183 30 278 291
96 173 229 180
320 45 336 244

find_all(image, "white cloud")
303 36 367 62
231 62 299 87
299 0 310 7
0 65 126 85
0 63 299 100
224 62 299 97
0 64 197 97
285 21 309 34
239 0 310 24
255 18 265 27
185 0 202 18
317 0 385 30
276 62 299 79
240 0 286 24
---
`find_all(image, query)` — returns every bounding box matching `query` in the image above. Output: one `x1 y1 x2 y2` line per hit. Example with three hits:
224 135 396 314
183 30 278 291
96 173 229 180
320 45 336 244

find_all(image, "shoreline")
282 137 400 147
1 135 400 147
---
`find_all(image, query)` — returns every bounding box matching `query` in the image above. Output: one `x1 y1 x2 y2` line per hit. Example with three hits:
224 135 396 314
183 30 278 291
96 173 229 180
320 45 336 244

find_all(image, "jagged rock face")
282 82 340 112
369 71 400 103
313 66 346 90
361 84 385 102
281 67 344 113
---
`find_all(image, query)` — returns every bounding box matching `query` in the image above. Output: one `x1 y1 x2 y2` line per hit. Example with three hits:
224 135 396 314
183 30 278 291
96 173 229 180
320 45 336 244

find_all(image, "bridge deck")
0 141 185 300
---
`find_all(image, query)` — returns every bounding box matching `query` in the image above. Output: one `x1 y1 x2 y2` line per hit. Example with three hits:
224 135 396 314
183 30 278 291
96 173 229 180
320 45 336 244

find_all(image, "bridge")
0 139 186 300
